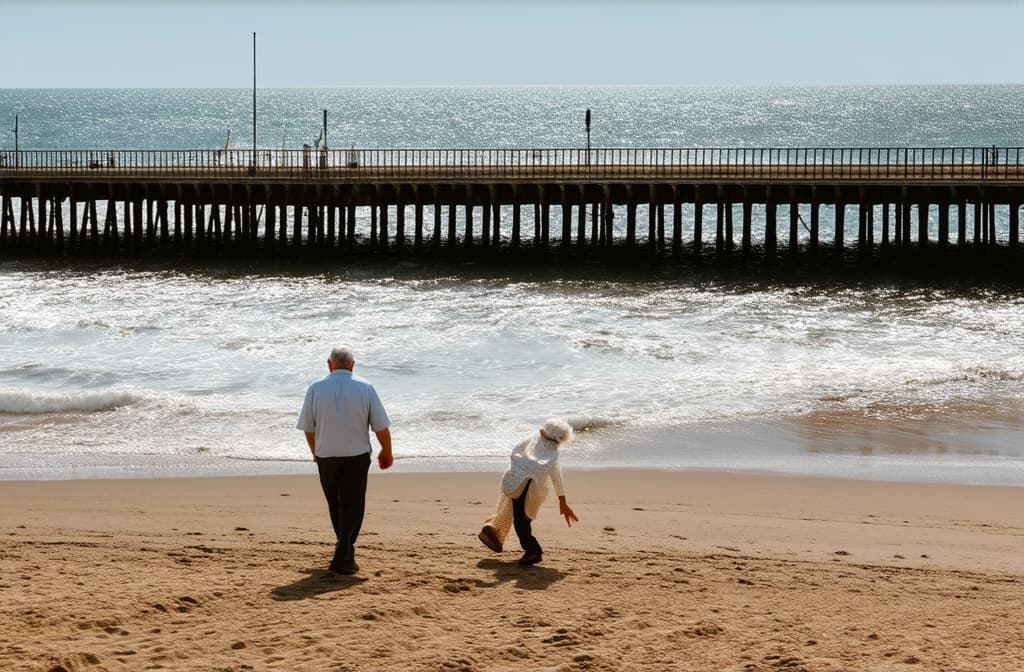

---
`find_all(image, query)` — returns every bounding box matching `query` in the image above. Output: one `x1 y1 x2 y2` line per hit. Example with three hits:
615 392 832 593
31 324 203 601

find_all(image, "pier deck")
1 146 1022 269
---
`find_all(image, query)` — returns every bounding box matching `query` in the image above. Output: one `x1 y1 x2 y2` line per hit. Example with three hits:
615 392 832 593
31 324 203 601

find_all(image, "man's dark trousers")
317 452 371 570
512 479 543 556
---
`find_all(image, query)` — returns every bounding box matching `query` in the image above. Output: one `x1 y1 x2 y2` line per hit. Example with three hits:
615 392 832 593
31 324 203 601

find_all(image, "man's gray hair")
329 346 355 367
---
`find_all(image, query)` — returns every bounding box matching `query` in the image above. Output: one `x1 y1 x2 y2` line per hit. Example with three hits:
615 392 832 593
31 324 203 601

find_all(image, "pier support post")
810 199 820 253
788 187 799 256
918 201 930 252
834 188 844 257
715 198 724 257
512 194 521 250
957 199 967 248
481 194 491 249
1009 203 1020 251
741 194 752 257
693 186 703 257
447 195 457 249
648 185 657 253
396 193 406 251
938 201 949 249
882 203 890 248
432 189 442 250
578 191 587 253
764 189 777 264
671 186 682 259
626 186 636 249
414 189 424 251
725 199 734 256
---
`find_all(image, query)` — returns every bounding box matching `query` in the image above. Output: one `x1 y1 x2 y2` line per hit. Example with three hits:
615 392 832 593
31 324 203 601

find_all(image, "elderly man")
297 346 393 575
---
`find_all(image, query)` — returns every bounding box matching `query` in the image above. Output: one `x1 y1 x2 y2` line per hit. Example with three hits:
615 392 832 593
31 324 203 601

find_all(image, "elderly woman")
478 418 580 565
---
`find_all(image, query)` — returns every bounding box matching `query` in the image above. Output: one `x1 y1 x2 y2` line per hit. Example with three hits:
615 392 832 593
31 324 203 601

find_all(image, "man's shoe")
478 525 503 553
329 560 360 575
517 552 542 566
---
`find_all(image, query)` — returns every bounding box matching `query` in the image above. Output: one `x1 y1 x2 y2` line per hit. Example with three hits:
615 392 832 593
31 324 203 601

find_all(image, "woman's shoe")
478 525 503 553
517 552 542 566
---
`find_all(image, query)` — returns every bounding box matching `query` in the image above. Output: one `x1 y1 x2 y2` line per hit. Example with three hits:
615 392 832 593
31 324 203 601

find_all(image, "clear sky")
1 0 1021 88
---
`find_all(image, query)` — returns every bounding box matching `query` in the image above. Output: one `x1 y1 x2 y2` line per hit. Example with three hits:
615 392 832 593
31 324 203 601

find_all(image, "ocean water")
1 86 1023 483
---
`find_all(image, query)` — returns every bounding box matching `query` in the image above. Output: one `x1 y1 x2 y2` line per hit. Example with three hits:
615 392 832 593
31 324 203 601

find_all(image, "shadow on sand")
271 568 367 601
475 558 565 591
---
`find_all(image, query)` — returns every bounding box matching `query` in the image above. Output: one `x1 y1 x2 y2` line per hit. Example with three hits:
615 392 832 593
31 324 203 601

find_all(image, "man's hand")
559 497 579 527
374 428 393 470
304 432 317 464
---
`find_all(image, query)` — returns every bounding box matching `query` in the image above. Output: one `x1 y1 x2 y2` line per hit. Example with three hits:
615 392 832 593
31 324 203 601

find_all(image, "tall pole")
13 114 18 168
585 108 591 167
252 32 257 172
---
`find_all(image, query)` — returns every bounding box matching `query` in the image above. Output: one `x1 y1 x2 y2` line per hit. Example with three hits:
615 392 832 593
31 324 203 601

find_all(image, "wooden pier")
1 147 1022 270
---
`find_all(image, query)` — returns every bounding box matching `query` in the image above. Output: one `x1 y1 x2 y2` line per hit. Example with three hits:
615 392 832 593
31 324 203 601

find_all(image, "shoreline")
3 468 1023 670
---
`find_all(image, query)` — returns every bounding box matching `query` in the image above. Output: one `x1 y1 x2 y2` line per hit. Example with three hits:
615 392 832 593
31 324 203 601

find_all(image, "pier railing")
1 146 1022 181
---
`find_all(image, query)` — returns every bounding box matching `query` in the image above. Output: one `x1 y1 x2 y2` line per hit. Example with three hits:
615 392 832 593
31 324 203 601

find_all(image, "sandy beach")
1 468 1022 672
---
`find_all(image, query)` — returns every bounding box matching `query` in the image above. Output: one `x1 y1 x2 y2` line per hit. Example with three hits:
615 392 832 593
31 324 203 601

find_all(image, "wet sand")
1 469 1022 671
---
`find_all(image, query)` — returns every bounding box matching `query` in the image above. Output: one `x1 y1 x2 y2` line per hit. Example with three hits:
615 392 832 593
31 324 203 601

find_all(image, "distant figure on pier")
297 346 394 576
478 418 579 566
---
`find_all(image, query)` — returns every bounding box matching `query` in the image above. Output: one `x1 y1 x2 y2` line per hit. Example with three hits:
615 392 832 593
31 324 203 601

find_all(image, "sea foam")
0 389 145 414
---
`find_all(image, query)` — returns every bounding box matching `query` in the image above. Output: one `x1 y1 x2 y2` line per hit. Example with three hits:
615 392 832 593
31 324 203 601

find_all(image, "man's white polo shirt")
297 369 390 458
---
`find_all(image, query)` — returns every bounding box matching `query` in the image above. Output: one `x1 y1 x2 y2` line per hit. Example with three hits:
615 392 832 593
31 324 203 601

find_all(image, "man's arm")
304 432 316 462
375 427 393 470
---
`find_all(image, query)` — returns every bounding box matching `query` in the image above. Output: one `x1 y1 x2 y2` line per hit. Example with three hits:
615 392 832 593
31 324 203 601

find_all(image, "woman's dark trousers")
512 479 543 556
316 452 371 570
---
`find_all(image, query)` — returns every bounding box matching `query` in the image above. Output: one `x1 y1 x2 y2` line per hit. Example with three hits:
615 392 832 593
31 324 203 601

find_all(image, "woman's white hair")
542 418 574 445
329 346 355 367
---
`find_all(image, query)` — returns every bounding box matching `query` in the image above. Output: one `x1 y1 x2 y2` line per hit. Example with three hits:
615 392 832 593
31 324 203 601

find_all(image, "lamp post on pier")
251 32 257 174
585 108 591 167
12 114 19 168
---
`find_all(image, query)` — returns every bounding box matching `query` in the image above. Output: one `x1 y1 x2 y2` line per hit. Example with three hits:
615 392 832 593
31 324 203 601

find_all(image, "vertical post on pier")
973 198 982 245
810 197 820 253
251 32 257 175
55 196 64 249
464 189 474 251
833 187 844 258
788 187 799 257
414 189 424 251
577 189 587 253
380 197 389 251
671 185 682 259
693 186 703 258
866 203 875 259
511 188 521 250
938 200 949 249
626 187 637 250
957 197 967 249
68 195 79 250
432 188 443 250
918 200 930 251
265 193 275 253
881 202 890 248
541 200 550 251
396 189 406 251
715 195 724 257
561 195 571 255
741 191 752 257
1010 202 1020 252
648 185 657 253
764 188 777 264
448 192 457 250
481 189 491 249
724 198 734 256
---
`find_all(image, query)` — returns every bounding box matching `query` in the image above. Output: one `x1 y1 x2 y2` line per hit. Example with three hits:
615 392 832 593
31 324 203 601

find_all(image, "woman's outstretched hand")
559 497 580 527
